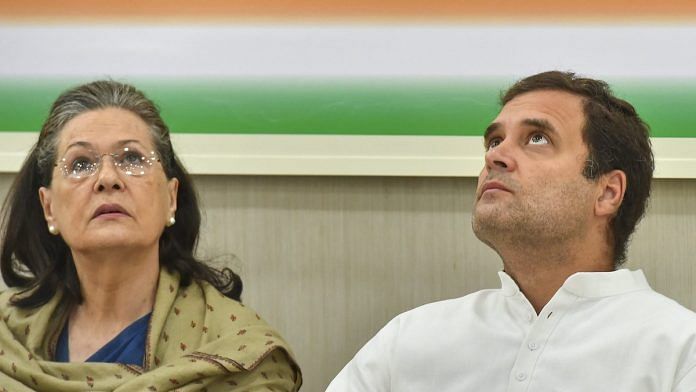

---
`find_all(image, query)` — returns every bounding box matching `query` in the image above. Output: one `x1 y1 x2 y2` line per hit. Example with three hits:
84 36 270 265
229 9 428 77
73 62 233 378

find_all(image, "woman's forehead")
58 108 153 152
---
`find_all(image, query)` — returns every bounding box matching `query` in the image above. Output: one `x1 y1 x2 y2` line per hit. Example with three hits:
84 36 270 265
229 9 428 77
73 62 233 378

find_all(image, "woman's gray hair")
35 80 174 185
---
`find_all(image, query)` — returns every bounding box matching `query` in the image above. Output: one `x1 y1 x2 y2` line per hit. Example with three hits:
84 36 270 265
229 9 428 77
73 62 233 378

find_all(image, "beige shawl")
0 268 302 391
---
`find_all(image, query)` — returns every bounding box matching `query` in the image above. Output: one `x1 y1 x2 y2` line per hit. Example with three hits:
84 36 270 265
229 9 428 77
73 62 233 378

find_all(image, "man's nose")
484 140 517 172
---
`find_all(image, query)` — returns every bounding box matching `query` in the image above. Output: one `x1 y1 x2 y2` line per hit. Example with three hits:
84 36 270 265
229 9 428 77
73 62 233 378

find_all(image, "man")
327 71 696 391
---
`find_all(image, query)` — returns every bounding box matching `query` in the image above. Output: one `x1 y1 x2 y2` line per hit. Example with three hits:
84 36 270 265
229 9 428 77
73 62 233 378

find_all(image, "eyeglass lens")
59 146 157 179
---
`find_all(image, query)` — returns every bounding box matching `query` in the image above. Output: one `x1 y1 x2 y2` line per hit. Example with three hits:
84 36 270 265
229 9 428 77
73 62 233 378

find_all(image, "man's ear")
595 170 627 218
38 186 56 226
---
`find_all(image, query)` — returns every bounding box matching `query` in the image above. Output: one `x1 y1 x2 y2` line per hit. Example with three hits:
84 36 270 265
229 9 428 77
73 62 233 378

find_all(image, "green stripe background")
1 78 695 137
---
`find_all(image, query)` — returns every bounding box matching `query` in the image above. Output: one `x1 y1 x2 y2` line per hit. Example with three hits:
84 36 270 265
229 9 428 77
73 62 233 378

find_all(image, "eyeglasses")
56 146 161 180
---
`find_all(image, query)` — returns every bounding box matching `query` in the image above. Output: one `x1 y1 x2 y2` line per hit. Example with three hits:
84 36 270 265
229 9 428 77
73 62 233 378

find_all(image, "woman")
0 81 302 391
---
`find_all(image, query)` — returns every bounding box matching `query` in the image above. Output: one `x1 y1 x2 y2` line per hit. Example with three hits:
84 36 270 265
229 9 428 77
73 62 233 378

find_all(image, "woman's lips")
93 211 129 219
92 203 130 219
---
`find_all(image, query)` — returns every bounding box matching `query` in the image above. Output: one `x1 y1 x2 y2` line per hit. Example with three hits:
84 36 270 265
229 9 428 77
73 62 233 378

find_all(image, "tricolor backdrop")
1 1 695 177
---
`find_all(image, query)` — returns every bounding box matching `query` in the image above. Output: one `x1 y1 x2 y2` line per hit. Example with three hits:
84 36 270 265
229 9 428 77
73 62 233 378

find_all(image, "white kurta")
328 270 696 392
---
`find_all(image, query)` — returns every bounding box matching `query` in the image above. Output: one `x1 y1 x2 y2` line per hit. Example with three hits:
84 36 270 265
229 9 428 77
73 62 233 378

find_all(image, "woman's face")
38 107 178 254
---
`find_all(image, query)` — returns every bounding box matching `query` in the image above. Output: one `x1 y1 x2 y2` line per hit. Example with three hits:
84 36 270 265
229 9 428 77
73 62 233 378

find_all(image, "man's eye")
487 138 502 150
529 133 549 145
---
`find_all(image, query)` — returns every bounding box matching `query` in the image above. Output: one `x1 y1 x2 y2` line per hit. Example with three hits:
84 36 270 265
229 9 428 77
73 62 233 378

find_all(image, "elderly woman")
0 81 301 391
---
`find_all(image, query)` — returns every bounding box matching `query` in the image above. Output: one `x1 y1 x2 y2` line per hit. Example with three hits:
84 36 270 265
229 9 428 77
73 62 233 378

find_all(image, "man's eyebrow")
483 118 558 145
483 123 501 142
521 118 558 136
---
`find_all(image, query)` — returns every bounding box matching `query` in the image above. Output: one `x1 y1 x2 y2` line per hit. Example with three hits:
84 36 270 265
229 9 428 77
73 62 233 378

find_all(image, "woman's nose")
93 155 125 192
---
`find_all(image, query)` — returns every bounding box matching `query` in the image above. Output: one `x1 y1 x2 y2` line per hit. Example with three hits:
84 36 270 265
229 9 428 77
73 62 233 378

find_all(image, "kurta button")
516 372 527 381
526 312 534 322
528 342 539 351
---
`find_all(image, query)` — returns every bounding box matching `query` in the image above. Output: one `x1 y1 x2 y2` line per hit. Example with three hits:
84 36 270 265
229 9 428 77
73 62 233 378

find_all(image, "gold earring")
48 225 59 235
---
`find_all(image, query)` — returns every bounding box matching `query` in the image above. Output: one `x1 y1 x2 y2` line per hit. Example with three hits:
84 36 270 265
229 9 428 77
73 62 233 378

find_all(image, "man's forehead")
488 90 586 135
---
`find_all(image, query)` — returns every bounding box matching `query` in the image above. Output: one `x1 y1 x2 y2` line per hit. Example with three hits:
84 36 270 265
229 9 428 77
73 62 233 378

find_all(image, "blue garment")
55 313 151 366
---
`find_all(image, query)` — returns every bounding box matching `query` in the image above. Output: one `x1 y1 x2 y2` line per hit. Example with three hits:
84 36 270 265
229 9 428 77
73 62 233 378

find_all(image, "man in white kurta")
328 71 696 391
328 270 696 391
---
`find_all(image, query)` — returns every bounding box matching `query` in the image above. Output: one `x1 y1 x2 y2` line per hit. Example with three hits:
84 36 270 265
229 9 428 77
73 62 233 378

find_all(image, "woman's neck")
63 247 159 362
70 246 160 325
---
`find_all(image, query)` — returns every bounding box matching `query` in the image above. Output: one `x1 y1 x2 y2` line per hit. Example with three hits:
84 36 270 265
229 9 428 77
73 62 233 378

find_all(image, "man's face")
472 89 599 252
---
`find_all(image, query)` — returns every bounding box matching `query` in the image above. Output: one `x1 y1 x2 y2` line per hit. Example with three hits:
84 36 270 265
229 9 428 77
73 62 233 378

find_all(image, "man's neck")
498 240 613 314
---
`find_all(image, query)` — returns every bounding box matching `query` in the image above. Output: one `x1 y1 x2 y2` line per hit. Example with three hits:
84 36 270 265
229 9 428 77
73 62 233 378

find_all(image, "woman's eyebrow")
64 140 94 150
115 139 146 147
66 139 146 149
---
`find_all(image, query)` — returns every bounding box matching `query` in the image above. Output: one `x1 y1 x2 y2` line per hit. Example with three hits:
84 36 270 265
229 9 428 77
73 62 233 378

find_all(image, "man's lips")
92 203 130 219
479 181 512 197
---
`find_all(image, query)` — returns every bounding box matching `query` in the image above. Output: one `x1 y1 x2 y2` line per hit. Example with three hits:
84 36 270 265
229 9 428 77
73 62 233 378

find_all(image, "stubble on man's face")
472 170 595 254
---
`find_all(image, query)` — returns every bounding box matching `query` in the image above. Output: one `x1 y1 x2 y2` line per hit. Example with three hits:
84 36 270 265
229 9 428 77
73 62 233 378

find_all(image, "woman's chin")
68 230 155 253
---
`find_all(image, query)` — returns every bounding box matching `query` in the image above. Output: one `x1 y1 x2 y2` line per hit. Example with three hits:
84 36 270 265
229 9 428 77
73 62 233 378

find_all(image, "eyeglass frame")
54 145 162 180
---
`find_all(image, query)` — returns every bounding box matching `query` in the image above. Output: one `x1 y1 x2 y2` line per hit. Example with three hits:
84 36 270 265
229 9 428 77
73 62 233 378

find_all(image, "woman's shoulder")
0 286 22 304
150 272 302 389
0 285 66 362
0 286 50 322
193 281 303 388
188 277 275 329
0 287 18 322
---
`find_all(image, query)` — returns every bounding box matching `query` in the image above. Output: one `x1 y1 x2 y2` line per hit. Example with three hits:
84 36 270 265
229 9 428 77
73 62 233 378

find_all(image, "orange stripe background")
1 0 696 22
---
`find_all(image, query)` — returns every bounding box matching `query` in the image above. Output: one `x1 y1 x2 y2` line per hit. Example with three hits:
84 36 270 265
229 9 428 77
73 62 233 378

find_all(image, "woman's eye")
529 133 549 145
70 157 95 173
121 151 145 166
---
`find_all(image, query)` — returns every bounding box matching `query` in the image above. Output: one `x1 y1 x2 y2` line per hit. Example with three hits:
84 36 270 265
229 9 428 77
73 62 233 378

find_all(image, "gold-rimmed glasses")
56 145 160 180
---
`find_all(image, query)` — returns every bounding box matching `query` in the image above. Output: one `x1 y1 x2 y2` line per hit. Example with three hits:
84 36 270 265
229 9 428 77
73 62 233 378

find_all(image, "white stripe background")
1 24 696 78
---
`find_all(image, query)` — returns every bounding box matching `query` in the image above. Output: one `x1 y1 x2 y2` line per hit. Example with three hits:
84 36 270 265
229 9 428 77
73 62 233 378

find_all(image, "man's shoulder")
390 288 501 329
633 288 696 325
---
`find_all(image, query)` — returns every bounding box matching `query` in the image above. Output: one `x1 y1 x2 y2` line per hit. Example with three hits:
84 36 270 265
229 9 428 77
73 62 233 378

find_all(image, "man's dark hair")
1 80 243 308
501 71 654 267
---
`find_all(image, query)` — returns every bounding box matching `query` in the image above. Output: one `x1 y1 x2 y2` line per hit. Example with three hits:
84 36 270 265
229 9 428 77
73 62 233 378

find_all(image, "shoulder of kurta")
392 290 493 325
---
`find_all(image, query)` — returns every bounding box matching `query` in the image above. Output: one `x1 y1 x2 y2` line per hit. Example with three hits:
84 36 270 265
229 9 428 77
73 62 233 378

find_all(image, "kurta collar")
499 271 522 297
498 269 651 299
561 269 651 298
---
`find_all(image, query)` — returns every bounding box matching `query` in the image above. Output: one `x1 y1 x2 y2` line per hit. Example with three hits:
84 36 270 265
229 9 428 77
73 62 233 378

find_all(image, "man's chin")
472 211 513 240
473 202 507 220
471 220 503 253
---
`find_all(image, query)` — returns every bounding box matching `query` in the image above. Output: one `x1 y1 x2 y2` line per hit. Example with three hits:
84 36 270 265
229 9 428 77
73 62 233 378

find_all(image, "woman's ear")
595 170 627 218
38 186 57 230
167 177 179 216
